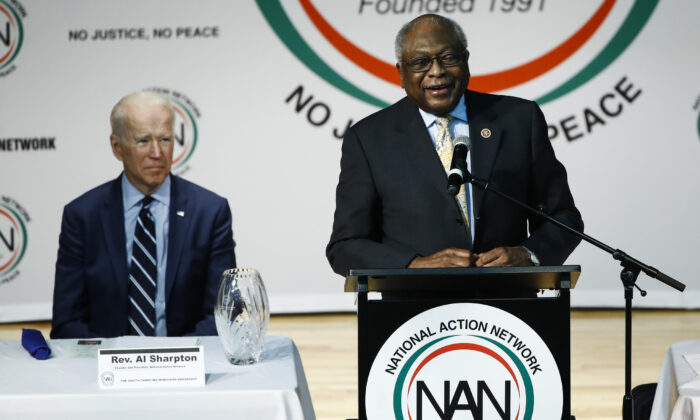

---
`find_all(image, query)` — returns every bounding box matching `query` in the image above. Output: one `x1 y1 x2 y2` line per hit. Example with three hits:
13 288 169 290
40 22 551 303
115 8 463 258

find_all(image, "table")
0 335 316 420
651 340 700 420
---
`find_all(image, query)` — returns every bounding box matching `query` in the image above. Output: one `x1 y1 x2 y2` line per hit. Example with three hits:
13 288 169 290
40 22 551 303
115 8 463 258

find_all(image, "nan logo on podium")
366 303 562 420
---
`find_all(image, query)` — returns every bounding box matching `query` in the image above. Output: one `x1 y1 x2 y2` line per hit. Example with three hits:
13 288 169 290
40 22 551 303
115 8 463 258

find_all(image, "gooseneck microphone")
447 135 471 196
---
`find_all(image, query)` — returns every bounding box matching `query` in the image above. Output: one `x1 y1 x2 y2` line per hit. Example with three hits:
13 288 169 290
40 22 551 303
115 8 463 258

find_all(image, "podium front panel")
357 293 571 420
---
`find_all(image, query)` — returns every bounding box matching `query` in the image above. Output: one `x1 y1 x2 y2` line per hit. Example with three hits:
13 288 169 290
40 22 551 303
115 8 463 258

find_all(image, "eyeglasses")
401 50 468 73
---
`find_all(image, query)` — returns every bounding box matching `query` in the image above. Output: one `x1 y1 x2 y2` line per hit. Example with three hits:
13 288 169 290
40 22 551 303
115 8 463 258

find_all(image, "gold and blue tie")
435 116 470 234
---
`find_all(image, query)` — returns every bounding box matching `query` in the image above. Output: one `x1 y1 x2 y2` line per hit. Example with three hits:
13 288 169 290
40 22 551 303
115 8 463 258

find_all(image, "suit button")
456 218 464 225
476 216 481 221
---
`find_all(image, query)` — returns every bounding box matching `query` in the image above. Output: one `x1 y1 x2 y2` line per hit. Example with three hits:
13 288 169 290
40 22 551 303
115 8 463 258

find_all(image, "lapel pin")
177 211 185 217
480 128 492 139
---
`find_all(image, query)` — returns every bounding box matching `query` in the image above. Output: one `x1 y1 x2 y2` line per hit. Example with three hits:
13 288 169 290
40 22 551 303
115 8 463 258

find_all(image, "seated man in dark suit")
327 14 583 274
51 91 236 338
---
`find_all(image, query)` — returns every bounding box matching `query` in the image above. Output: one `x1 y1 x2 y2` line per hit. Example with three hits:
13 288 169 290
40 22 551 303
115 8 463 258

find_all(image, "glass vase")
214 268 269 365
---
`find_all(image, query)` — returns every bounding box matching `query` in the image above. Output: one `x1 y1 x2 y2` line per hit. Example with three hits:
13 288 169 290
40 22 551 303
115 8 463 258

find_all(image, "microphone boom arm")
465 172 685 292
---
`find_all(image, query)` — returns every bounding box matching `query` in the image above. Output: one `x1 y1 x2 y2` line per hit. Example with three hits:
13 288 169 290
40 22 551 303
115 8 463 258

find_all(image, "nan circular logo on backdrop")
366 303 562 419
257 0 658 107
0 196 29 287
0 0 26 76
146 87 200 175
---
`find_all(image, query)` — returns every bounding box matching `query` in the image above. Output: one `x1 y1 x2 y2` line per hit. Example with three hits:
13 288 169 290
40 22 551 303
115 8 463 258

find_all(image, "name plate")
97 346 205 389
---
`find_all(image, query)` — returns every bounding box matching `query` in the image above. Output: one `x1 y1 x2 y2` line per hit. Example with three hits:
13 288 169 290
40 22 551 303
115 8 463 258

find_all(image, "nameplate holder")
97 346 205 389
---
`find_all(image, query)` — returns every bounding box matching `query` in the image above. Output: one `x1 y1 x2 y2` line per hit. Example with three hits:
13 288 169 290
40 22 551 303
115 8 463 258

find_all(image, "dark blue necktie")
128 196 157 336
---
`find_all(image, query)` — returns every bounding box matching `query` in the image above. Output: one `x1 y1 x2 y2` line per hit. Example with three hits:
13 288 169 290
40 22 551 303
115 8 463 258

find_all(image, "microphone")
447 135 471 196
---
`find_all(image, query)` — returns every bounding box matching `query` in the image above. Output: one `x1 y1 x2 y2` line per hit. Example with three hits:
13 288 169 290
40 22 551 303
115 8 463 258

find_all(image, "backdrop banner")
1 0 698 321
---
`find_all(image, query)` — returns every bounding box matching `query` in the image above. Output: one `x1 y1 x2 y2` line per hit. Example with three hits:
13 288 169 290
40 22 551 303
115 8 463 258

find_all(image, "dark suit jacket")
326 90 583 275
51 174 236 339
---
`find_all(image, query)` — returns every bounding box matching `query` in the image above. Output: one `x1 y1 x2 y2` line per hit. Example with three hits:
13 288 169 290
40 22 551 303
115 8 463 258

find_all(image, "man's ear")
110 134 123 161
396 63 405 89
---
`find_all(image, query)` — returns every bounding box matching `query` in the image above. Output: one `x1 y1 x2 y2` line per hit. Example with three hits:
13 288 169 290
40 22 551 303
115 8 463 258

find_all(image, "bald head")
110 91 174 141
395 14 468 61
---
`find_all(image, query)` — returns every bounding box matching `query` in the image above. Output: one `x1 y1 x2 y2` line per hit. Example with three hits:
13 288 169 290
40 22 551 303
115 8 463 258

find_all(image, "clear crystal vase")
214 268 269 365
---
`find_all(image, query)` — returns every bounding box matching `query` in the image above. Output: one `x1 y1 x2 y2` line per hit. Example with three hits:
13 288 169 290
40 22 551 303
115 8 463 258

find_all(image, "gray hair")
394 14 468 62
110 91 174 140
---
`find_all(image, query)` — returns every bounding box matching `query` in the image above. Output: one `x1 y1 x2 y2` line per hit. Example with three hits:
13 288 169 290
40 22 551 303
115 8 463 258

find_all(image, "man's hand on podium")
408 248 475 268
474 246 533 267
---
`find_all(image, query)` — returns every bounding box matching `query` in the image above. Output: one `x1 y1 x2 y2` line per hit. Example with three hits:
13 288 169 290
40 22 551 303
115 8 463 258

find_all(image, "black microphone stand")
458 169 686 420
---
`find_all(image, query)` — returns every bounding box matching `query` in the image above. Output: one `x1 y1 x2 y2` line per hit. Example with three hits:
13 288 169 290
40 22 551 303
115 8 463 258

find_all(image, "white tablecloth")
0 335 315 420
651 340 700 420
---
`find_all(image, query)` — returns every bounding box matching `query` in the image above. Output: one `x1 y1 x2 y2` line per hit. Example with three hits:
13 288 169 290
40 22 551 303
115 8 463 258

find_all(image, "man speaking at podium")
327 14 583 276
51 91 236 339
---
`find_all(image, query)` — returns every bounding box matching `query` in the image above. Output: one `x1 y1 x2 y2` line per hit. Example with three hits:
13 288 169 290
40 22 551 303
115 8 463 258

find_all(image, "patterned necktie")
128 196 157 336
435 116 470 234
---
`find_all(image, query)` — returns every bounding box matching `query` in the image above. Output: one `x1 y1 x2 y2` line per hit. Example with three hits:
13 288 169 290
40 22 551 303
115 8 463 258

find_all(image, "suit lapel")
394 98 448 196
165 175 191 303
100 176 128 298
467 90 502 221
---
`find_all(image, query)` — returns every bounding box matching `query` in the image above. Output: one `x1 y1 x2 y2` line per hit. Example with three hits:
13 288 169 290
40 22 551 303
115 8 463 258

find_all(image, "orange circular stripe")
470 0 615 91
300 0 615 93
299 0 401 85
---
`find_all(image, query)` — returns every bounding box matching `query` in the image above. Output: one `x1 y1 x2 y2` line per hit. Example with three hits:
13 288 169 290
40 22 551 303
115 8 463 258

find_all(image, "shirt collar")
418 93 468 128
121 173 171 211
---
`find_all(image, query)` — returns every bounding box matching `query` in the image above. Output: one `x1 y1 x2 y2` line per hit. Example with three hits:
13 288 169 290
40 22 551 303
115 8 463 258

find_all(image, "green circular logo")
0 0 24 71
147 88 200 173
0 201 28 278
257 0 658 107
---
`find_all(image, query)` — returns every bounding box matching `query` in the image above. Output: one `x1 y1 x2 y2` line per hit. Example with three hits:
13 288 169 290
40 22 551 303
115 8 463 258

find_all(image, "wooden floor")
2 310 699 419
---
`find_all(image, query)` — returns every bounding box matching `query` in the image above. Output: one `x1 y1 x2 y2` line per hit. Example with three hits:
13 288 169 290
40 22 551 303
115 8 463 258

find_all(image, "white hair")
394 14 468 62
110 91 174 140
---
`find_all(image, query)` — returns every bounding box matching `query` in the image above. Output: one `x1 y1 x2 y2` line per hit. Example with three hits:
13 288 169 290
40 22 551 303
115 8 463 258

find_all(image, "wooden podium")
345 266 580 420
